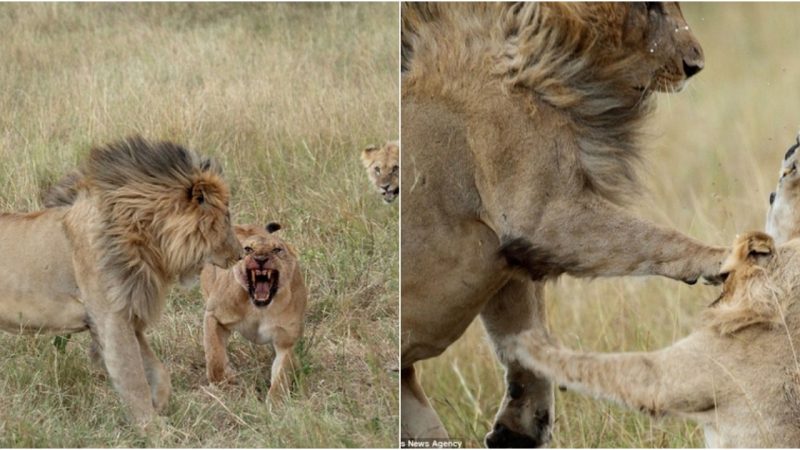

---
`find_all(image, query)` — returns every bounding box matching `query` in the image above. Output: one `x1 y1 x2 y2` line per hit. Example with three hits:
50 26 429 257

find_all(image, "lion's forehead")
368 150 398 168
243 234 285 250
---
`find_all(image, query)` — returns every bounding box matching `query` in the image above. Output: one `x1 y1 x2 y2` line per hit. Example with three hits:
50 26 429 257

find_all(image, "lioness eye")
244 246 253 253
392 165 399 174
375 167 381 174
274 248 283 254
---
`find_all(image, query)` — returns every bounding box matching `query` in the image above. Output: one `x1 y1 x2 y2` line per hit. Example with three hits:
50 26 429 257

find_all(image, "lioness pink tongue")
254 281 270 301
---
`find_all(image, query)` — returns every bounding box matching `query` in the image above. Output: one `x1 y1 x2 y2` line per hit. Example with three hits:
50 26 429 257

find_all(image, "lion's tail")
41 170 85 208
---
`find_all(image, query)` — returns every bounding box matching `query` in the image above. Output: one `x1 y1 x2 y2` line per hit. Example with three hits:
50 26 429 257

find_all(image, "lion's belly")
0 294 87 334
401 218 510 364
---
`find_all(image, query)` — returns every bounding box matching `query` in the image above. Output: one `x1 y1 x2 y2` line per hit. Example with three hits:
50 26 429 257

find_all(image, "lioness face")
618 2 704 92
233 224 297 308
362 141 399 203
767 134 800 244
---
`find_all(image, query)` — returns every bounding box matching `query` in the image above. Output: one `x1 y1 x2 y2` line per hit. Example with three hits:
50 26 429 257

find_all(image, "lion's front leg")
92 310 157 427
481 279 553 448
267 341 296 405
502 196 728 284
203 312 236 384
136 330 171 413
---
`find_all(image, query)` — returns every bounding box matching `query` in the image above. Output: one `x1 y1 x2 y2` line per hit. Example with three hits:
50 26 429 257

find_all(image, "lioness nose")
254 255 269 264
381 184 391 191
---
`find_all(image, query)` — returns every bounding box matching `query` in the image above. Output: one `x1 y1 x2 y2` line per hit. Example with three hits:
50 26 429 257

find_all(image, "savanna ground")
416 4 800 448
0 3 398 447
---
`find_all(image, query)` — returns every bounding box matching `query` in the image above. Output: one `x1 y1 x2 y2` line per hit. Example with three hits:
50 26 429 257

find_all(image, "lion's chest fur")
401 93 580 362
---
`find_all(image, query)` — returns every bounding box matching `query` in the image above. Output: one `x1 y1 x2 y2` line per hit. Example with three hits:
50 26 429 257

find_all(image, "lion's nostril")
770 192 776 205
683 60 702 78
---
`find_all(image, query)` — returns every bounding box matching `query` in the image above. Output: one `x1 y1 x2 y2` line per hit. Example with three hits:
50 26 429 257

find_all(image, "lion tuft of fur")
79 136 233 324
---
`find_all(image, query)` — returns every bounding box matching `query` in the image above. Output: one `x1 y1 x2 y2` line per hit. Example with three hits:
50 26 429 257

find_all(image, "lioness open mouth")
247 268 279 307
383 187 399 202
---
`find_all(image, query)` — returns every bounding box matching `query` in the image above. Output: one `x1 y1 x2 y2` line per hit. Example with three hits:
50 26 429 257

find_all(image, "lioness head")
767 133 800 244
361 141 399 203
707 232 800 335
233 223 298 308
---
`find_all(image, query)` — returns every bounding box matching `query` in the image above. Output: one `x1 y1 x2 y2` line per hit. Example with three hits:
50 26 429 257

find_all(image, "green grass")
0 3 398 447
416 3 800 448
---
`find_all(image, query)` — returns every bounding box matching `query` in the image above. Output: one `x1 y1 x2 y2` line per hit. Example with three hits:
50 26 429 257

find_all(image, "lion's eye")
274 248 283 254
391 165 399 174
244 246 254 254
375 166 381 174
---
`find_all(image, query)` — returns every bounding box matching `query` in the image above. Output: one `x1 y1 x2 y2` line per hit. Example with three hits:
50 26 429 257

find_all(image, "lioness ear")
721 231 775 274
266 222 282 233
361 145 379 167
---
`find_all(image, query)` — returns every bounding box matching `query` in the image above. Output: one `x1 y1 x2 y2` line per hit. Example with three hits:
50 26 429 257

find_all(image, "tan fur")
512 232 800 447
0 137 241 430
200 223 307 404
361 140 399 203
401 3 725 445
512 146 800 447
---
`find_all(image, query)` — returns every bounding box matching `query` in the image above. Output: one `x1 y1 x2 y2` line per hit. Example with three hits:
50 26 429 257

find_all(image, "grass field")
415 4 800 448
0 3 398 447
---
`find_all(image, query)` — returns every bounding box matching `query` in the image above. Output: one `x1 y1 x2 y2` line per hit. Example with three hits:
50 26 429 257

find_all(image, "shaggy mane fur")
78 136 229 324
402 3 655 203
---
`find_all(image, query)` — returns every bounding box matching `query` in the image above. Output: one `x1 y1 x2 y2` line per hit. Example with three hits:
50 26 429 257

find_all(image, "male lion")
1 137 242 429
200 222 307 404
508 141 800 447
401 3 727 446
361 140 399 203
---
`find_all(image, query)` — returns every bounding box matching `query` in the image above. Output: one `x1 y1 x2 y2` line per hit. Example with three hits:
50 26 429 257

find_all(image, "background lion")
361 140 399 203
512 142 800 446
0 136 242 429
401 3 725 446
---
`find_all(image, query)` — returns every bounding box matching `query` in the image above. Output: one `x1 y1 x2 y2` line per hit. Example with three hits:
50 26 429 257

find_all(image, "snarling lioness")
401 3 727 446
361 141 399 203
201 223 307 404
512 140 800 447
1 137 241 429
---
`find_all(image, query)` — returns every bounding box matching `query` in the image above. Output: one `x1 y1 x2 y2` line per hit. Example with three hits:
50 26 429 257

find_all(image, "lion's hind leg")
136 330 171 413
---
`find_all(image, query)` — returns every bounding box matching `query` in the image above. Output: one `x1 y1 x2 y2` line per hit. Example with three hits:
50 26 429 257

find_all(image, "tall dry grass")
415 4 800 447
0 3 398 447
